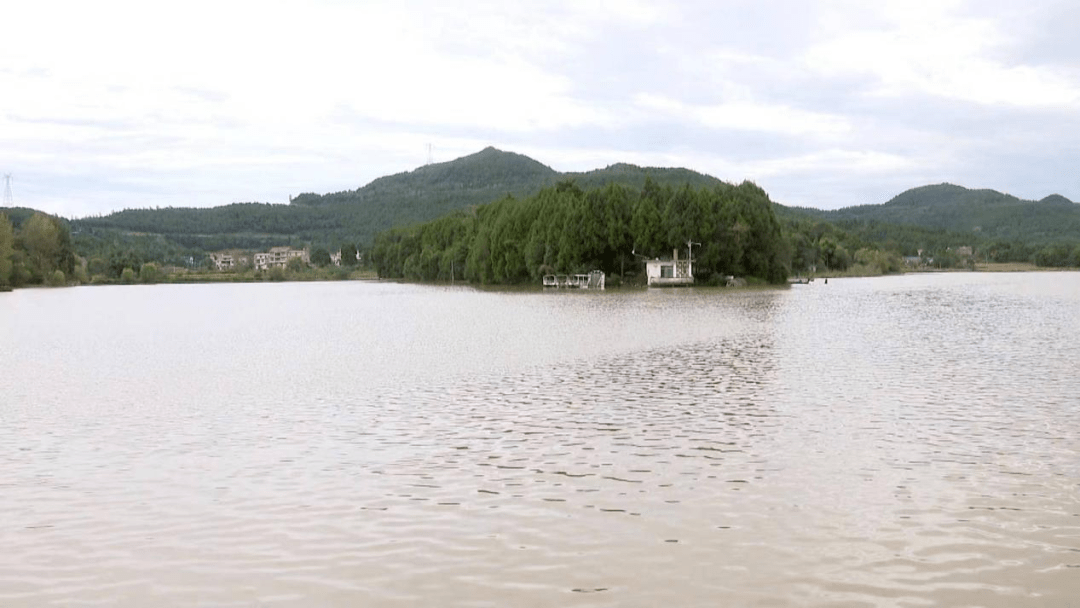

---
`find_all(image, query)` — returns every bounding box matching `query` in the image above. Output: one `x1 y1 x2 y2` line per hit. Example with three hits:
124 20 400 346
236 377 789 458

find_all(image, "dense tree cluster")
0 211 76 288
1033 243 1080 268
74 229 202 280
372 180 790 285
780 213 1080 270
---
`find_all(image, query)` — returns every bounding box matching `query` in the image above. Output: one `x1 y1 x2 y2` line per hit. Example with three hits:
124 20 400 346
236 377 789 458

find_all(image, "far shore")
6 262 1080 292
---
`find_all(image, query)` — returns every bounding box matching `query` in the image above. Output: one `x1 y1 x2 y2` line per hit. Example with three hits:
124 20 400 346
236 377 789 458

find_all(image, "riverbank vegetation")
0 209 378 290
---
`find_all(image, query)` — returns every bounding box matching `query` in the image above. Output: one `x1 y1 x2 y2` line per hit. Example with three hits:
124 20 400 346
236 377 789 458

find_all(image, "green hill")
74 147 729 252
64 151 1080 273
291 146 559 210
0 207 43 230
810 183 1080 242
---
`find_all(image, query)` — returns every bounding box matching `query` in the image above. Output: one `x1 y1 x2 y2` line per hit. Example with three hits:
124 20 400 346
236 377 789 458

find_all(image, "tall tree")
21 213 61 280
340 243 359 267
310 246 331 267
0 213 14 286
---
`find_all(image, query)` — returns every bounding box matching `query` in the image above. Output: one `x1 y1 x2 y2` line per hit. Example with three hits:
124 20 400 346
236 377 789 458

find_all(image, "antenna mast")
2 174 12 207
426 143 434 165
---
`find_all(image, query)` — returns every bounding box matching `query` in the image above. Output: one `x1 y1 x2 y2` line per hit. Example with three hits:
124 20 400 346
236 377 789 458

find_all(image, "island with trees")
371 179 790 285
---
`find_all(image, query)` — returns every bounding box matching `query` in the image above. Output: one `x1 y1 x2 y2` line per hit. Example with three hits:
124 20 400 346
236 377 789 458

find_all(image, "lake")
1 273 1078 607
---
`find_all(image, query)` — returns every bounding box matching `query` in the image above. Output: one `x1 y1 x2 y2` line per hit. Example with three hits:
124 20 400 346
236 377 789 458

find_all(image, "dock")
543 271 605 289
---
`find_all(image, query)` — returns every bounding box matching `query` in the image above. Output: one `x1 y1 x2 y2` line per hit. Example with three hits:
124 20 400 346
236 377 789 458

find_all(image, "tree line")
371 179 791 285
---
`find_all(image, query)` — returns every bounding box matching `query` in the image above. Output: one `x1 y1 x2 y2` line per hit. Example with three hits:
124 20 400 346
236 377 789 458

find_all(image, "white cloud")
1 0 1078 215
744 148 918 178
634 93 851 137
804 0 1080 107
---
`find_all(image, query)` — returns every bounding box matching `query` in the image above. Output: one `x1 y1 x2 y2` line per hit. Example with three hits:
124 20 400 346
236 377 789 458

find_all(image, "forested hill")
290 148 725 210
794 184 1080 243
290 147 559 210
76 147 727 251
65 149 1080 273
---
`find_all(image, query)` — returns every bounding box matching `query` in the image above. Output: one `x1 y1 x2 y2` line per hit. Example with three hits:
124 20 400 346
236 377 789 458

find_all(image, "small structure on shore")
646 248 694 286
543 271 605 289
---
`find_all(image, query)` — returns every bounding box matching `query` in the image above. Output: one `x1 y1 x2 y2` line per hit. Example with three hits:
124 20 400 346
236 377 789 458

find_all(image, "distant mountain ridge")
76 147 730 248
288 146 727 219
786 183 1080 243
70 149 1080 256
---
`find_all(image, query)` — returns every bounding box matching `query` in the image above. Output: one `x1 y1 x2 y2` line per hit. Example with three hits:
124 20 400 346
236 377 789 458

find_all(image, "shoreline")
5 263 1078 292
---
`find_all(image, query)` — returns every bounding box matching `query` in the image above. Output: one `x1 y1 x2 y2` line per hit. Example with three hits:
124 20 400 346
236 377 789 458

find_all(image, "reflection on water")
1 274 1079 607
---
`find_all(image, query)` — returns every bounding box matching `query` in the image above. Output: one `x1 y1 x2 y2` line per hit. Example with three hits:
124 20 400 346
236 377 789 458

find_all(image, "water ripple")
2 275 1079 606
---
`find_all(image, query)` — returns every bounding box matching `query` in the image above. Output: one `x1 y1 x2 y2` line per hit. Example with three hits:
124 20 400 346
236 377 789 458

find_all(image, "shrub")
286 257 308 274
139 262 162 284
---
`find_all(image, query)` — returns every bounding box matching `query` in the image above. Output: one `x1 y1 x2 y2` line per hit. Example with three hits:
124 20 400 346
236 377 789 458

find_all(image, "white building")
645 248 694 286
254 247 310 271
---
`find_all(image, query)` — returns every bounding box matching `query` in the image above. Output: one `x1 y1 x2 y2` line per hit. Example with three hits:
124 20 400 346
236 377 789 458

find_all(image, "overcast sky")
2 0 1078 218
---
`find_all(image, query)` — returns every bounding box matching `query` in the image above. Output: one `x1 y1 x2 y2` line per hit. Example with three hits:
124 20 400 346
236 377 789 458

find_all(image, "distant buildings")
209 246 367 271
208 250 251 271
211 247 309 271
253 246 310 271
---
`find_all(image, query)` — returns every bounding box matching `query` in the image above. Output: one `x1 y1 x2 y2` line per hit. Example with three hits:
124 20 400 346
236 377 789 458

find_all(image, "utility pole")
687 240 700 277
686 240 700 262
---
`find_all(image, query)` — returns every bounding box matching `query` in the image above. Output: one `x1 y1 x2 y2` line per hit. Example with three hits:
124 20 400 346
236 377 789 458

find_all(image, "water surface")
2 274 1078 606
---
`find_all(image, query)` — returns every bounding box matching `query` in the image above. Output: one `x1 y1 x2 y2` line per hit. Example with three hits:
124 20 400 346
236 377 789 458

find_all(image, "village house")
253 246 310 271
645 248 694 286
208 250 251 271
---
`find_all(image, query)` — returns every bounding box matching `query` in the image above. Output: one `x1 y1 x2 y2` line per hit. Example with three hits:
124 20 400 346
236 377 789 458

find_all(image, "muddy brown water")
2 273 1078 606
